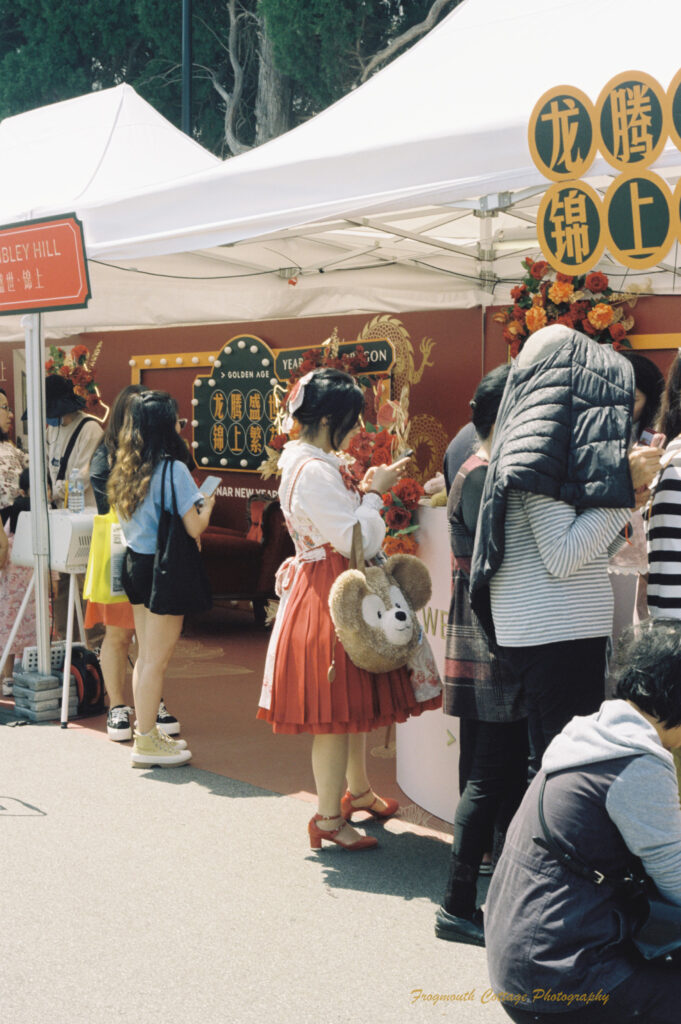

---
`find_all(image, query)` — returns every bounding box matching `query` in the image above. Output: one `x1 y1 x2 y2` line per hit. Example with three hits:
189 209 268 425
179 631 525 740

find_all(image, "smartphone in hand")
639 428 667 448
200 475 221 496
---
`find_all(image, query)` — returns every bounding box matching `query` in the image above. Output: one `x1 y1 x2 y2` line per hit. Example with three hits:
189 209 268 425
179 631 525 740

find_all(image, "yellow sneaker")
131 725 192 768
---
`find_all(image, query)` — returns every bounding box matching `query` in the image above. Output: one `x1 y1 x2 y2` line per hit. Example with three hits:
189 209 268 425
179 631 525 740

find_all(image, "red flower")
581 318 598 336
530 260 549 280
612 340 624 352
384 505 412 531
392 477 425 510
269 433 287 452
382 491 394 506
509 340 521 358
556 273 574 283
585 271 609 293
383 534 417 555
609 322 626 343
510 284 527 300
58 365 71 377
370 445 392 467
45 358 55 372
70 344 89 363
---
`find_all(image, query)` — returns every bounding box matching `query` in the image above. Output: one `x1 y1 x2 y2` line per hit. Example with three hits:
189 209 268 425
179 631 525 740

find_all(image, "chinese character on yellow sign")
210 422 228 454
603 170 674 270
247 390 263 421
596 71 667 170
227 389 243 420
528 86 596 181
537 182 605 275
211 389 227 420
247 424 264 456
228 422 245 454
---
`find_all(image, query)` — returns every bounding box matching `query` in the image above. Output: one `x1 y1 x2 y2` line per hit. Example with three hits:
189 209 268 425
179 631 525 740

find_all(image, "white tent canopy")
2 0 681 341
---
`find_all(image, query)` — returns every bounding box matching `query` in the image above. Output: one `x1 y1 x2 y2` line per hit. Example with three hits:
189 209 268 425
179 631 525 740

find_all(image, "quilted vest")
470 330 635 637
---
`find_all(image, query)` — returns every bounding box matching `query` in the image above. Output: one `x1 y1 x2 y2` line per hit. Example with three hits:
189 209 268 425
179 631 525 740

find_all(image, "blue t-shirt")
119 459 202 554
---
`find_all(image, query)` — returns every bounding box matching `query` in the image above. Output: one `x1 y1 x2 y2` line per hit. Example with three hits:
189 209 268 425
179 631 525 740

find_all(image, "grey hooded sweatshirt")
485 700 681 1014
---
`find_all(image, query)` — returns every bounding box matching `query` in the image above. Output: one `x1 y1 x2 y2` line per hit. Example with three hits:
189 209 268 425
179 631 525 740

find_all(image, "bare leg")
131 605 183 734
99 625 134 707
345 732 395 814
311 733 367 842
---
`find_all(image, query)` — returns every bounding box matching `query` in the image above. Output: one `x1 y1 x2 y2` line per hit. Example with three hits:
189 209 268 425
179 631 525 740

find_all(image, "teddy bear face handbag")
328 521 433 678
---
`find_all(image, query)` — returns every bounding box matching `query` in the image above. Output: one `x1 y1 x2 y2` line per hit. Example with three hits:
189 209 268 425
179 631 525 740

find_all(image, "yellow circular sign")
537 181 605 275
603 169 674 270
528 85 597 181
665 66 681 152
595 70 668 170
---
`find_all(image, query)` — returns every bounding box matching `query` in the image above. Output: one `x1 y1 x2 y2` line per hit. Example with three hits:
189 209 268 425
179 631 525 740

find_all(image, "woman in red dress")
258 369 441 850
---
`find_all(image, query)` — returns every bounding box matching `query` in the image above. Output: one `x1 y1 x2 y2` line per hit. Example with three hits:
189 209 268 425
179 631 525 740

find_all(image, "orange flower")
548 280 574 304
587 303 615 330
525 306 548 333
383 534 418 556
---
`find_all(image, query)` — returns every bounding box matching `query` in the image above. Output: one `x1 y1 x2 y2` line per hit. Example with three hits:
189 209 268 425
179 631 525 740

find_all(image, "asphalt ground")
0 719 508 1024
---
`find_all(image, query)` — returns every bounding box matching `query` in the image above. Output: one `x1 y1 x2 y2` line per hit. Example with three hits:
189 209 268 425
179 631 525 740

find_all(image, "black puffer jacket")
470 326 635 637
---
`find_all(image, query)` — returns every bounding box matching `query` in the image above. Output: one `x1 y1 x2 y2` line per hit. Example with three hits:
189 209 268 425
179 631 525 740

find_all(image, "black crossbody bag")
149 459 212 617
533 774 681 961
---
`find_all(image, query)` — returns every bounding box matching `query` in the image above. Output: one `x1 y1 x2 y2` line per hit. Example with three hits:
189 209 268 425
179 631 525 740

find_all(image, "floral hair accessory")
281 370 316 433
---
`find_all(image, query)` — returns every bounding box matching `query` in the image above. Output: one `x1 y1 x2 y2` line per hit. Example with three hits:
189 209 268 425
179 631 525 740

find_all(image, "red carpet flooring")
2 604 452 838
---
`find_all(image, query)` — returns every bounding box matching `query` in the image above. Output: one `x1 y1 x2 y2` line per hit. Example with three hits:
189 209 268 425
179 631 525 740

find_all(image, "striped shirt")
647 461 681 617
489 490 630 646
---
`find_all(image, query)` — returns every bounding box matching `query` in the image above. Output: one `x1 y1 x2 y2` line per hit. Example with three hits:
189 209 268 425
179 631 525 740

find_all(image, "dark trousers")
500 636 607 777
444 718 529 917
500 956 681 1023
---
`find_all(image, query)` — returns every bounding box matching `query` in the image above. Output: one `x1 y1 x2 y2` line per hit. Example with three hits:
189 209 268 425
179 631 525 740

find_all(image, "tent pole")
22 313 51 675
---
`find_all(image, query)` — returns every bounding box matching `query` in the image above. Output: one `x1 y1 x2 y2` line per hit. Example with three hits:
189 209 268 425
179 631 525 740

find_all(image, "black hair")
621 352 664 432
103 383 148 461
614 619 681 728
129 390 188 464
294 368 365 450
657 354 681 442
0 387 8 442
470 363 511 439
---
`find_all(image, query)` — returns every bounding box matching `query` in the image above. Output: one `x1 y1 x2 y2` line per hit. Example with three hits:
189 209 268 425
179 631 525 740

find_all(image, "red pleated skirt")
257 547 441 734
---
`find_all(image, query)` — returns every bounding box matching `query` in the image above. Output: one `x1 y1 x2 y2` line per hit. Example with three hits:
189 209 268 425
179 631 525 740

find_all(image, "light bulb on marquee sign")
529 69 681 273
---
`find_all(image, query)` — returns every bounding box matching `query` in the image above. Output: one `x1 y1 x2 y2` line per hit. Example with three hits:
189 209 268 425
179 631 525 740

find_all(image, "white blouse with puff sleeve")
280 442 385 559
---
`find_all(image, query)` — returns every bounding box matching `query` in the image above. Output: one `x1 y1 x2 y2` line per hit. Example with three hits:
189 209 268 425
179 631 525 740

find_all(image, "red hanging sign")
0 214 91 316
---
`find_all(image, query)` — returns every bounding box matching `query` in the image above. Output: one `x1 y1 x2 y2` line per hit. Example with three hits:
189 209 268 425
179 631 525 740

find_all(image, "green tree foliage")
259 0 442 113
0 0 458 156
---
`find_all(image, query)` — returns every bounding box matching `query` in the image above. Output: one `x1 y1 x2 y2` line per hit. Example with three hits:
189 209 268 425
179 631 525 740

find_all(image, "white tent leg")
60 574 78 728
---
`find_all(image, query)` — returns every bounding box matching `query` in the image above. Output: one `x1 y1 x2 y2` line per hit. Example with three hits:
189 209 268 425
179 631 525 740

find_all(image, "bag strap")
532 774 635 890
159 458 169 515
349 521 366 574
56 416 95 481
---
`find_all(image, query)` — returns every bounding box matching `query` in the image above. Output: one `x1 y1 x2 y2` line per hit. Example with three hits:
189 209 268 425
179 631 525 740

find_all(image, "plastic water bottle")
67 468 85 513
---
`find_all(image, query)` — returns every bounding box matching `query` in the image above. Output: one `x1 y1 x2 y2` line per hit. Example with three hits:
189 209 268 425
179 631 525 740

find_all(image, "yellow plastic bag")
83 508 127 604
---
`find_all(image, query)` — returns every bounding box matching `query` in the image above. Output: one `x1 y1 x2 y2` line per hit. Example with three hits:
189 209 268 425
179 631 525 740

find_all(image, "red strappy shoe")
308 814 378 851
340 788 400 822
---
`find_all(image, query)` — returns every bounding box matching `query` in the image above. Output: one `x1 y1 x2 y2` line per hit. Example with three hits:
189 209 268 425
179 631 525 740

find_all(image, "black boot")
434 906 485 946
436 856 485 945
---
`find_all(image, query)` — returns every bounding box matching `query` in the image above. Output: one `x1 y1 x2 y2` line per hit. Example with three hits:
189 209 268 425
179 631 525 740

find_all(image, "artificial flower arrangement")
259 334 424 553
494 258 637 358
45 342 108 418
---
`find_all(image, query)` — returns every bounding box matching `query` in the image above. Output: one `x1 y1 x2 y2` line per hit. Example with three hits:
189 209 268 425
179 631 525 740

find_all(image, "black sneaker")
107 705 133 742
434 906 485 946
156 699 180 736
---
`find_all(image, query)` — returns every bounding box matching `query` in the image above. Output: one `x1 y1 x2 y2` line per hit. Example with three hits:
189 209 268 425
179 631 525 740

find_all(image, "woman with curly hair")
108 391 215 768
